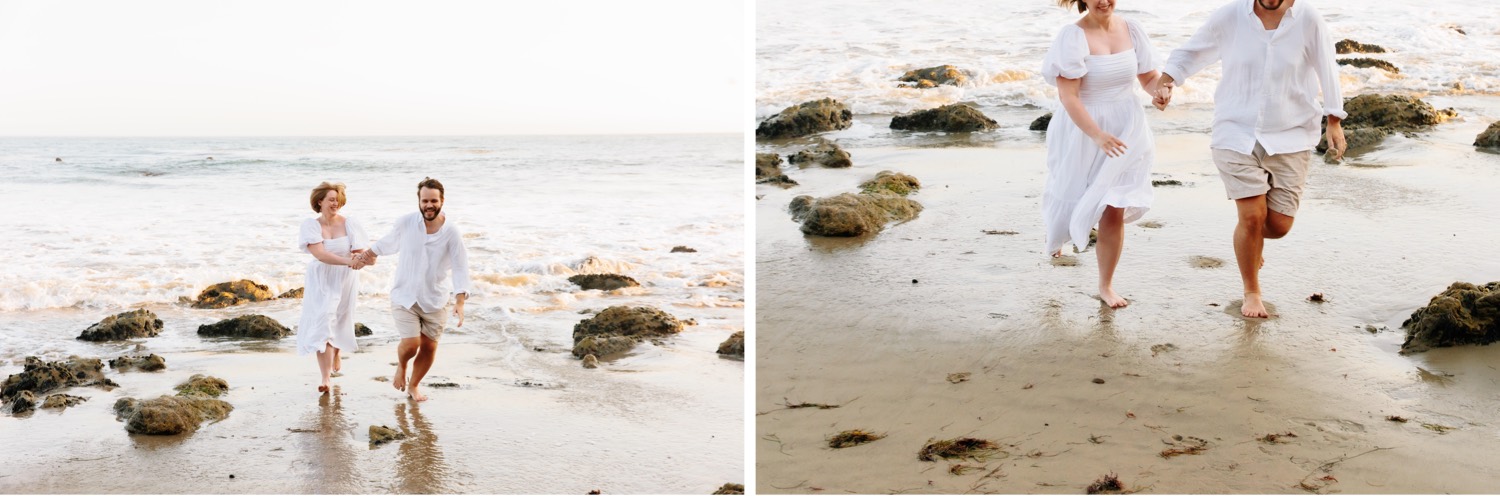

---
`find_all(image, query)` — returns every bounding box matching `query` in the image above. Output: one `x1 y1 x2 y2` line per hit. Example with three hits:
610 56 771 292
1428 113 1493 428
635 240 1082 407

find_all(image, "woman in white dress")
1041 0 1164 308
297 182 371 394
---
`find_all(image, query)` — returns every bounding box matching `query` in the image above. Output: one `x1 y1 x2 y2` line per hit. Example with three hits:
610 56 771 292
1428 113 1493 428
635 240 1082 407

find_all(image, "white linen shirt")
370 212 471 313
1162 0 1346 156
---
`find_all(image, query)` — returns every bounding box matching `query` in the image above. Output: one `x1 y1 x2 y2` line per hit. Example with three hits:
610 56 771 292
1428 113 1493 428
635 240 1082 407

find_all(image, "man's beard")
423 206 441 221
1257 0 1284 11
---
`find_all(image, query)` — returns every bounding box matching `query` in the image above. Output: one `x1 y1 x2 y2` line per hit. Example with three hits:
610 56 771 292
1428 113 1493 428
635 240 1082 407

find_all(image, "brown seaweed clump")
1086 472 1125 494
828 429 886 449
1400 282 1500 353
918 437 1004 462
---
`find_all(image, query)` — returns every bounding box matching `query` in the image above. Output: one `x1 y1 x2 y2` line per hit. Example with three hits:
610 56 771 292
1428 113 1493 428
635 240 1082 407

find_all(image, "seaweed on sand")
828 429 885 449
918 437 1004 462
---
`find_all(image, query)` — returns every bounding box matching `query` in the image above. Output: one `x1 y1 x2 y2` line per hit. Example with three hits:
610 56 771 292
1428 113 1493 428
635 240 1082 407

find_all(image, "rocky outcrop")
1030 113 1053 131
109 354 166 372
898 65 968 88
890 104 997 132
756 98 854 140
788 142 853 168
756 153 798 187
860 171 921 196
717 331 744 358
197 314 292 339
113 395 233 435
78 309 163 342
571 306 684 359
1319 94 1458 154
277 287 304 299
355 323 373 337
175 375 230 398
789 192 923 237
569 274 641 291
192 280 276 309
2 357 117 403
1475 122 1500 148
370 425 407 447
1335 39 1386 54
41 394 88 410
1400 282 1500 354
9 390 37 414
713 483 746 495
1338 57 1399 73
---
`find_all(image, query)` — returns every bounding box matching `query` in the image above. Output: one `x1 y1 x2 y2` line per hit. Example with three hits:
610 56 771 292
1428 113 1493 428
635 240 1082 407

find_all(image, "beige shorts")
1211 143 1312 217
392 303 447 341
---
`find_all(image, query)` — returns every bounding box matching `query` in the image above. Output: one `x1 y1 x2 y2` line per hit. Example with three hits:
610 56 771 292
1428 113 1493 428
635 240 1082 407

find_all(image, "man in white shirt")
357 177 470 402
1152 0 1347 318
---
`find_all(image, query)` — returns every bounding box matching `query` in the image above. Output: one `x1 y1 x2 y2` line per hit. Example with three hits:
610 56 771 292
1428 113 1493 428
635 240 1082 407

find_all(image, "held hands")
349 249 377 270
1151 76 1175 111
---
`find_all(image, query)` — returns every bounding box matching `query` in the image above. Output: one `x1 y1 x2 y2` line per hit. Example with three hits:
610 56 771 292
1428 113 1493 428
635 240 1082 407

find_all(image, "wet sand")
0 298 743 493
755 97 1500 493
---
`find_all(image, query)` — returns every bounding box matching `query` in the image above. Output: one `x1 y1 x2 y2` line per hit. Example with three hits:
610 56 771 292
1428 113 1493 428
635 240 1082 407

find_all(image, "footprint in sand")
1138 220 1164 229
1052 256 1080 267
1190 256 1224 268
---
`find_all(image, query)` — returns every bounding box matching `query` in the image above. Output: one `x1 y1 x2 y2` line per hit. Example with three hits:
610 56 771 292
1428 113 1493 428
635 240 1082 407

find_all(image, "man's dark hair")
418 177 444 199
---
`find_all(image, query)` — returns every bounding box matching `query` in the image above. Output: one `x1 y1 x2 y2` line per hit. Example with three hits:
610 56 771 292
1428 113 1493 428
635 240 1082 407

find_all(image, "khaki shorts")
1211 143 1312 217
393 303 447 341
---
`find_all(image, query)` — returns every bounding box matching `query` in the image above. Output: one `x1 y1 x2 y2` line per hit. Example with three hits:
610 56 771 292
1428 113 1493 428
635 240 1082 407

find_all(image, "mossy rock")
891 104 997 132
568 274 641 291
9 390 37 414
1335 39 1386 54
78 309 163 342
1338 57 1399 73
571 306 684 358
175 374 230 398
113 395 233 435
41 394 88 410
790 192 923 237
369 425 407 447
355 322 373 337
717 331 745 358
192 280 276 309
788 142 853 168
1 356 116 401
278 287 304 299
756 98 854 140
1030 113 1053 131
196 314 292 339
109 354 167 372
1475 121 1500 148
898 64 968 88
712 483 746 495
860 171 921 196
1400 282 1500 354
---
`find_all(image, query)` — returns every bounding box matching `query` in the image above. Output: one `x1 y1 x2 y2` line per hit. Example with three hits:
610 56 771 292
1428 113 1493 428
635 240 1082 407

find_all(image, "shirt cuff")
1162 66 1187 86
1325 108 1349 120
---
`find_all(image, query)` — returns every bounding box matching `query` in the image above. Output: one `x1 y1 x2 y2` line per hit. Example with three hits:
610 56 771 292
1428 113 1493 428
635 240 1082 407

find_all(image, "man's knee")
1264 213 1294 239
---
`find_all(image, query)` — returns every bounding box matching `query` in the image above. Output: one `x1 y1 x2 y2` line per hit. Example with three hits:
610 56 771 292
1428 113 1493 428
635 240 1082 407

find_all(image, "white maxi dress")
1041 18 1157 255
296 217 368 356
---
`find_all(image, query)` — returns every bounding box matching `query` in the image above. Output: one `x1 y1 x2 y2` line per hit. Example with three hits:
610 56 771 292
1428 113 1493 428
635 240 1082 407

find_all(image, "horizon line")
0 131 741 139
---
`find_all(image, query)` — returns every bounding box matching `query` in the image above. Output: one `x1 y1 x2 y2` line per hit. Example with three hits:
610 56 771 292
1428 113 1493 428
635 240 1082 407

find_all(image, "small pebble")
1092 378 1106 384
229 475 235 479
912 279 919 284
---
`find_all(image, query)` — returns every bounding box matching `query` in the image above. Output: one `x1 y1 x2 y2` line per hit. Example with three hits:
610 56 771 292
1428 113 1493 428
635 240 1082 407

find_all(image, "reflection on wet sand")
297 386 361 493
394 401 454 494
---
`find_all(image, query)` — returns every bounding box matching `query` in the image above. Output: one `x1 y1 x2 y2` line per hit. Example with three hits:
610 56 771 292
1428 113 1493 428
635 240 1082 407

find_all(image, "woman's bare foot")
317 383 329 394
407 387 428 402
392 363 407 392
1100 286 1129 308
332 349 342 373
1052 249 1063 258
1241 293 1269 318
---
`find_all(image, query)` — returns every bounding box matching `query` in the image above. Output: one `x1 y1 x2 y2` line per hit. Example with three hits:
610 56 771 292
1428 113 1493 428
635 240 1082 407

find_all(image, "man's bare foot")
393 363 407 392
1100 286 1129 308
407 388 428 402
1241 293 1270 318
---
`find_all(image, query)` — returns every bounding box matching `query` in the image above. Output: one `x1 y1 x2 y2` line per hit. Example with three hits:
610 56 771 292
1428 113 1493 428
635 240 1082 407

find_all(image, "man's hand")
453 294 466 328
1325 118 1347 161
349 251 366 270
1152 74 1175 111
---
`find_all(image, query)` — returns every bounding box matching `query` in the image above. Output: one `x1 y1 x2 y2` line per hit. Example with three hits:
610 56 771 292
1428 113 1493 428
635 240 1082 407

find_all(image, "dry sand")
755 98 1500 493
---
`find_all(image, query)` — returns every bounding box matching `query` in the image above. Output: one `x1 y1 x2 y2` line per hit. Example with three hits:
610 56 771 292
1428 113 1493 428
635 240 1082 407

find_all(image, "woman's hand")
1092 133 1128 158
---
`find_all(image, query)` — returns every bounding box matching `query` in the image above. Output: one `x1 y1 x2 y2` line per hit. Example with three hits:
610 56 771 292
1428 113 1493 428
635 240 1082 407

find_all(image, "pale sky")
0 1 744 136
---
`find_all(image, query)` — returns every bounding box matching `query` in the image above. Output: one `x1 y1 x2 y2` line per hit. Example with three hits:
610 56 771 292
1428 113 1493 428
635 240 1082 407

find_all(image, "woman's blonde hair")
310 182 347 213
1058 0 1087 13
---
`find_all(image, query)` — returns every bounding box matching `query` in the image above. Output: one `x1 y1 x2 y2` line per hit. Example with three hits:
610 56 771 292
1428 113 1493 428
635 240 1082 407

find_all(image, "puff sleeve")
297 218 323 254
1041 25 1089 87
1126 18 1158 75
347 217 370 252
